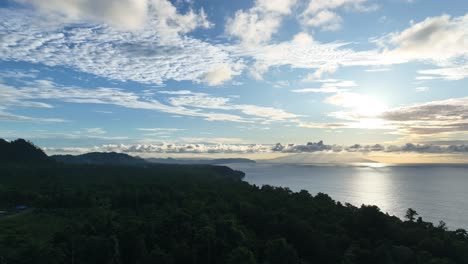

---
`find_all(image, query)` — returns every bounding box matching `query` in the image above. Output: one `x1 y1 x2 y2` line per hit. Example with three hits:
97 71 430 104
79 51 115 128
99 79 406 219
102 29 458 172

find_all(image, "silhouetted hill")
147 157 256 165
0 138 50 163
52 152 148 165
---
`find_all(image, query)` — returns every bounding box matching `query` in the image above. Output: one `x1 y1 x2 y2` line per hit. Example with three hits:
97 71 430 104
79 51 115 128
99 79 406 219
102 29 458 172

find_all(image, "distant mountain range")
146 157 256 165
0 138 256 166
262 153 376 164
0 139 50 163
51 152 148 165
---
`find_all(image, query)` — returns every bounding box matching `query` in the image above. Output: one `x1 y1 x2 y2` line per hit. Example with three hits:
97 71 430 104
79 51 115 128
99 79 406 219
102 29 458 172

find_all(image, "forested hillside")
0 140 467 263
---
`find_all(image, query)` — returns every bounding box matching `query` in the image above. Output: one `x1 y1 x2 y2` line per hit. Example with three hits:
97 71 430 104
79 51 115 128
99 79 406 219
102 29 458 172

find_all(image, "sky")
0 0 467 162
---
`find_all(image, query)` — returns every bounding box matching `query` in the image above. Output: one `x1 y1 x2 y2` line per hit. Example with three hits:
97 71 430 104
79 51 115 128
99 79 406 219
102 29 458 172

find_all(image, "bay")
227 163 468 230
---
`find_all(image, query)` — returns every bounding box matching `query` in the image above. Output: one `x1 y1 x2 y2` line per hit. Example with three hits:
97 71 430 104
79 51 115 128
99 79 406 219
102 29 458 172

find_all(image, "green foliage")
227 246 257 264
0 162 467 264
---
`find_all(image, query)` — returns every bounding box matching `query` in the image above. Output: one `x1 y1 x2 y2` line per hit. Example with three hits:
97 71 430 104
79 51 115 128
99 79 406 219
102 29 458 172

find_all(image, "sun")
354 95 388 117
349 94 389 129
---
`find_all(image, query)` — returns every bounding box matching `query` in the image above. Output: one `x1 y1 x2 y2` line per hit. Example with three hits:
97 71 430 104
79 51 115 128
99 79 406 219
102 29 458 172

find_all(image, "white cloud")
0 79 299 124
236 105 298 121
0 80 246 123
168 93 299 121
2 6 466 89
0 110 65 123
137 128 186 132
416 66 468 81
299 0 377 31
46 141 271 155
151 0 212 41
0 7 237 86
42 141 468 155
302 64 340 81
380 14 468 65
225 0 296 46
272 140 333 152
233 32 381 80
302 9 343 31
292 87 344 93
415 86 429 92
202 64 238 86
157 90 194 95
15 0 148 30
255 0 297 15
137 128 186 137
13 0 212 33
84 128 106 135
364 67 391 72
380 97 468 135
317 95 468 136
325 92 385 112
293 79 357 93
233 13 468 80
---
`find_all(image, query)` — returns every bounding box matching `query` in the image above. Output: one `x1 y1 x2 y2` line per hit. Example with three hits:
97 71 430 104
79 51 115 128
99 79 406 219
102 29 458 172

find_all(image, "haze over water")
228 163 468 230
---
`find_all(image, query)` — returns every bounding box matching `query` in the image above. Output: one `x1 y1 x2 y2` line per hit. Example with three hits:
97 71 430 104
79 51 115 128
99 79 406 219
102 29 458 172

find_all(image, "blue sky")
0 0 467 161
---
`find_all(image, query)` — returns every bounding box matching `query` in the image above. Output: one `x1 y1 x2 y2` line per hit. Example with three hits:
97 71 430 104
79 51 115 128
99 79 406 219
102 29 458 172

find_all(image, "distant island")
1 139 467 264
147 157 256 165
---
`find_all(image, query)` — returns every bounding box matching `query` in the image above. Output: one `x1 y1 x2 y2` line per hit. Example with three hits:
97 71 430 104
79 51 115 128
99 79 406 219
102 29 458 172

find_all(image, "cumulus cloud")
300 0 377 31
389 14 467 60
302 9 343 31
226 0 296 46
201 64 242 86
380 14 468 67
272 140 333 152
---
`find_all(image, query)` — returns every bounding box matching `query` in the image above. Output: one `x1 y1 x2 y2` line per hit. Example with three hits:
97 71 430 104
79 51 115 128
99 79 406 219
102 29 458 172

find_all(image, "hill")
0 138 50 163
52 152 148 166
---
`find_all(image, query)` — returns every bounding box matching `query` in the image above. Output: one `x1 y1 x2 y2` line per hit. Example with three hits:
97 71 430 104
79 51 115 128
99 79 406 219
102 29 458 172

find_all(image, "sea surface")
227 163 468 230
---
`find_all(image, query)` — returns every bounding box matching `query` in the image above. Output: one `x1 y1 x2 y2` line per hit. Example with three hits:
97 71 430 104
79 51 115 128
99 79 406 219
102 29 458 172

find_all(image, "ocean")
227 163 468 230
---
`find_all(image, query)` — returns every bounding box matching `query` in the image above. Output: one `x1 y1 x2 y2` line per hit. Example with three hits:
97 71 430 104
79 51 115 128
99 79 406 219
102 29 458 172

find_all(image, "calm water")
227 163 468 230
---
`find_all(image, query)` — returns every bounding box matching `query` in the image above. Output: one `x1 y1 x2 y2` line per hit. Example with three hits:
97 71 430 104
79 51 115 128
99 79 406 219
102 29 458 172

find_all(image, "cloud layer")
44 140 468 155
0 79 298 124
0 6 236 86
